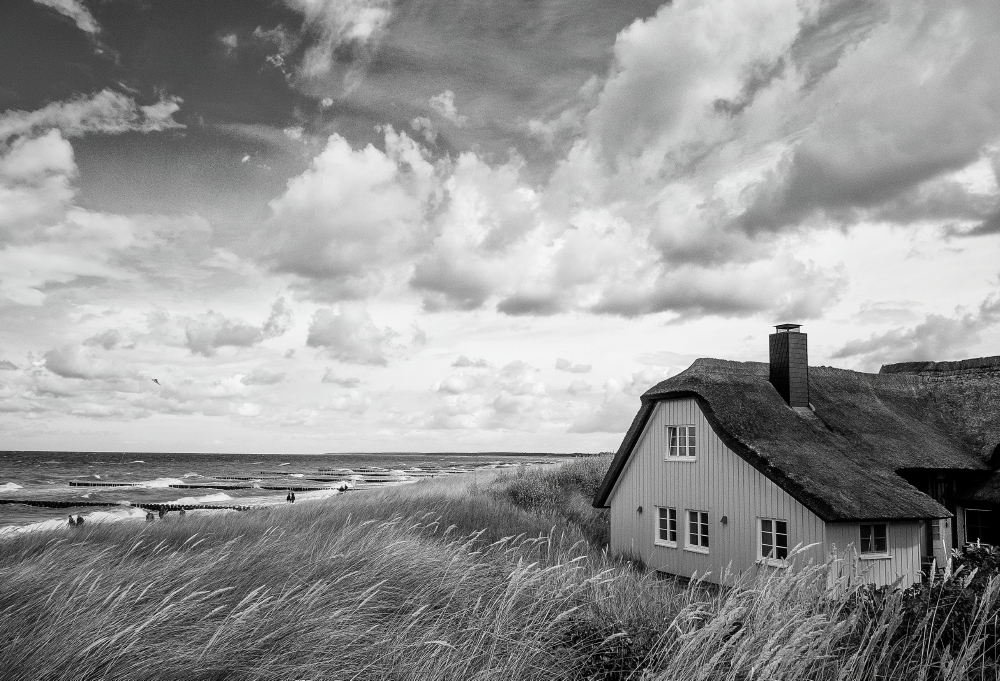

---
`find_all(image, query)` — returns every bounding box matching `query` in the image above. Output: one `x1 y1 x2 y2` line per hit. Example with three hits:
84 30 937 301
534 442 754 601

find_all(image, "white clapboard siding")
825 522 922 587
608 398 827 585
607 397 924 587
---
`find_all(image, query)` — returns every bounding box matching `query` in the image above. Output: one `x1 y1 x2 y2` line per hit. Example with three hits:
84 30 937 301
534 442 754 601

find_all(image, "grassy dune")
1 457 998 680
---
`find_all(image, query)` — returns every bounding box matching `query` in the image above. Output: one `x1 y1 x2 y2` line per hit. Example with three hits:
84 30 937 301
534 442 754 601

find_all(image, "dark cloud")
833 294 1000 368
496 292 562 317
321 369 360 387
411 254 493 311
960 210 1000 238
739 2 1000 234
0 359 18 370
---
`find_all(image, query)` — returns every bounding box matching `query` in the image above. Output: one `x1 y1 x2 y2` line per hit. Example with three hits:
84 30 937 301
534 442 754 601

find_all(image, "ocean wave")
0 482 23 492
0 506 148 539
182 472 202 479
168 492 234 505
277 462 290 466
137 477 186 488
290 473 304 478
130 460 146 464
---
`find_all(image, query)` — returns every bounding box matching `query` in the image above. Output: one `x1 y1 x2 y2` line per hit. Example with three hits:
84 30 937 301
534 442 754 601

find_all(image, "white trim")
684 546 710 555
685 509 710 553
654 506 678 548
757 517 790 568
664 424 697 460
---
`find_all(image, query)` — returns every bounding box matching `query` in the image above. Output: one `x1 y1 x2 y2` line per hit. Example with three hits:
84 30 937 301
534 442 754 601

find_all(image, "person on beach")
68 514 75 527
158 508 166 519
145 511 154 522
76 515 84 526
290 491 295 503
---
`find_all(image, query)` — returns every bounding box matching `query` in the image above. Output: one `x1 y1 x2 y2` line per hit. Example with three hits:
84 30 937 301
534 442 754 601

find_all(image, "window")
656 507 677 547
666 425 696 459
686 510 709 552
859 523 888 556
965 509 992 545
759 518 789 565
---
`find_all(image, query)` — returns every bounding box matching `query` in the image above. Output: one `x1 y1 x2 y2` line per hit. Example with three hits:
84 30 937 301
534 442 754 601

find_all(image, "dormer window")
666 425 696 459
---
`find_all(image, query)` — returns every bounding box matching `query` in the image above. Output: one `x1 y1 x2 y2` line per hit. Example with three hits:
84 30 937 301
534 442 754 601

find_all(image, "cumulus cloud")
240 367 286 385
0 89 183 143
32 0 99 35
184 298 292 357
555 358 591 374
43 345 131 380
429 90 468 126
568 368 668 433
425 360 552 430
832 293 1000 369
306 303 397 365
84 329 123 350
451 355 490 368
267 128 437 299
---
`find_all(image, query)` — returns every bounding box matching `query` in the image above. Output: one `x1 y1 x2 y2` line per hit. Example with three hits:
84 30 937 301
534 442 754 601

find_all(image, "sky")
0 0 998 454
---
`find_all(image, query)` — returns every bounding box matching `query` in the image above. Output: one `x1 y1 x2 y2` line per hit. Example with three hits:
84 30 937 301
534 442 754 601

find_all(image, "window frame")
757 517 790 567
964 508 992 545
685 509 710 554
655 506 678 548
665 424 697 460
859 522 890 559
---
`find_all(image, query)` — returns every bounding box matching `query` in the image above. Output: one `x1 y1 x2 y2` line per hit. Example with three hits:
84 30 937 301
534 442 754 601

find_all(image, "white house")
593 324 999 587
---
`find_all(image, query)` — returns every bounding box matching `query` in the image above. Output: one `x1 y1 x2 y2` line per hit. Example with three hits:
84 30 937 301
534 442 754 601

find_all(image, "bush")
485 455 613 548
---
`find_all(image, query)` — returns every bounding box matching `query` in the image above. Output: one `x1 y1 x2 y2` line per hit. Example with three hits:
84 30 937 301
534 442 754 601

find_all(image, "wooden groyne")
69 481 141 487
0 499 250 511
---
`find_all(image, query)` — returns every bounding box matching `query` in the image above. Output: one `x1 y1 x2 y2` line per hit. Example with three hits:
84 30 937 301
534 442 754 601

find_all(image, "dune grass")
1 457 998 681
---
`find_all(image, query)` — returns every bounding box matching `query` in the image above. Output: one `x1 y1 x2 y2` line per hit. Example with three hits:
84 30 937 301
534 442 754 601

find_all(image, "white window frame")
655 506 678 547
685 509 709 554
859 522 890 559
964 508 992 545
757 517 789 567
665 425 697 460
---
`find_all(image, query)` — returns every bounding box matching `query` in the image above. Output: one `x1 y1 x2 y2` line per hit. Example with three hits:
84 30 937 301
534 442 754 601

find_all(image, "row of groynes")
1 455 998 681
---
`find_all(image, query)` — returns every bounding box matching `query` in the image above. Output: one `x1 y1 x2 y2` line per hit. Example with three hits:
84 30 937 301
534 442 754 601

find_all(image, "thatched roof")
594 358 1000 521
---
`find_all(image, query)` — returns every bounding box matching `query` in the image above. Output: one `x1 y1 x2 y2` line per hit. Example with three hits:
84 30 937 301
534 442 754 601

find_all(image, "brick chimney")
769 323 809 407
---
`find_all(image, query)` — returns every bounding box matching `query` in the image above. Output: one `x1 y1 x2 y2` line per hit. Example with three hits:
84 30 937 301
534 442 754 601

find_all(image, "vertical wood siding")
608 398 827 585
824 522 922 586
607 398 923 587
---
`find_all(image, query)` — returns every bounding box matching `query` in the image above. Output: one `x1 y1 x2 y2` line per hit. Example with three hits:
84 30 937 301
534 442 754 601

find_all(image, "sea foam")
0 482 23 492
137 477 186 488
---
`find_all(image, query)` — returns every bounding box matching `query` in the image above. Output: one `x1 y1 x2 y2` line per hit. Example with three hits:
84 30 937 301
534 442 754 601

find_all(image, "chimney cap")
774 323 802 333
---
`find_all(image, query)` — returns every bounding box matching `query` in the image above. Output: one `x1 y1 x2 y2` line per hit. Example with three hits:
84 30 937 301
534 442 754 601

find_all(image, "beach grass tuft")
1 456 998 680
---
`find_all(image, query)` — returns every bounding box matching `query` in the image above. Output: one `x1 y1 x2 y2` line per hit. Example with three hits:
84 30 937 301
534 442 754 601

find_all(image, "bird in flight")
152 378 161 385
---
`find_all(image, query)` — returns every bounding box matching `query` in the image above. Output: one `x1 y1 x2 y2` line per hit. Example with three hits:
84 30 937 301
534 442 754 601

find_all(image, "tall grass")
1 460 998 680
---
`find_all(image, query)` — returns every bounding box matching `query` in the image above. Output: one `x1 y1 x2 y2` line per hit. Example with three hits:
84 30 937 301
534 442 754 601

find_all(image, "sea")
0 451 569 537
